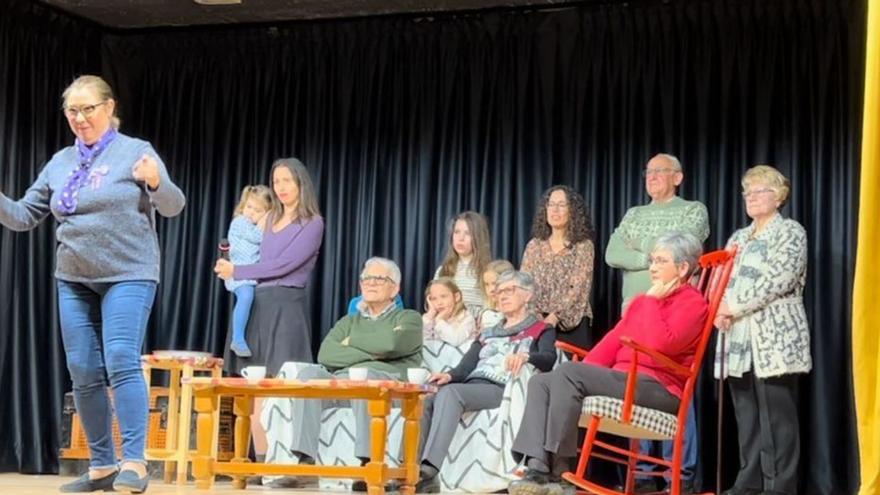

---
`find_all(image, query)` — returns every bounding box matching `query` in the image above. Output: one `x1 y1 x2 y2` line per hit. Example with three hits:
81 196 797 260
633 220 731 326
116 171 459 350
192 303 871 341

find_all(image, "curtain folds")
0 1 864 493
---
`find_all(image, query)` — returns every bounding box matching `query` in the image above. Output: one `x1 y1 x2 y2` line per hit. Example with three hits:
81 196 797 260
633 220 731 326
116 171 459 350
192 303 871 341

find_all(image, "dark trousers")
512 362 679 467
728 372 800 495
418 381 504 469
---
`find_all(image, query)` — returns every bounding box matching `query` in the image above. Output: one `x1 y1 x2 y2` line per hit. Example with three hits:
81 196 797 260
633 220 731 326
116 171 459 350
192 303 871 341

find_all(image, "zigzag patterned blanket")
261 339 564 492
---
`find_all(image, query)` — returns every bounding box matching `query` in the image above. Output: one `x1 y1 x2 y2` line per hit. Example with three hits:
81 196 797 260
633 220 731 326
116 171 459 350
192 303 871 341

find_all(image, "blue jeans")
232 285 255 344
638 401 697 482
57 280 157 469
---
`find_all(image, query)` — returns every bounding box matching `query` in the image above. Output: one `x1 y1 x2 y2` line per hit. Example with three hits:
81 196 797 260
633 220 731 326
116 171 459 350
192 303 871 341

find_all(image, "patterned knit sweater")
605 196 709 308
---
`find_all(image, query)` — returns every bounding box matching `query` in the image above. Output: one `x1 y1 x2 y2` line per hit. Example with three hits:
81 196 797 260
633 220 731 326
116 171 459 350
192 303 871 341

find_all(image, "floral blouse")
520 238 595 330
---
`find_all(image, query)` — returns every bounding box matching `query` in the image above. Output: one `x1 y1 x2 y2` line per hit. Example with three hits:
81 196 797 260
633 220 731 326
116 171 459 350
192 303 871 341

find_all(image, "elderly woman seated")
508 232 708 495
413 270 557 493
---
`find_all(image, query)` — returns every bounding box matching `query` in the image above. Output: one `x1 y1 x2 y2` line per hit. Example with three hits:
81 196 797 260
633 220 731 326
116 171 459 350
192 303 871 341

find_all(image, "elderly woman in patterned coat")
714 165 810 495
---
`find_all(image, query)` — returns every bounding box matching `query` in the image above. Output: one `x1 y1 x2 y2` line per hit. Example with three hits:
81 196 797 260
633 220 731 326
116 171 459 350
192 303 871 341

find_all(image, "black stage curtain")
0 0 864 493
0 0 102 472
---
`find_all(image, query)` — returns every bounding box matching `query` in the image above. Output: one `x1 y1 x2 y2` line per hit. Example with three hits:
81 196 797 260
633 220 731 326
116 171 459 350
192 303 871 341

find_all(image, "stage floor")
0 473 348 494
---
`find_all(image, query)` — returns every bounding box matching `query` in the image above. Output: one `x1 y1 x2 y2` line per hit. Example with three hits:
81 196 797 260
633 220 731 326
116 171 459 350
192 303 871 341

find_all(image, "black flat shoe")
414 474 440 494
59 471 118 493
112 469 149 494
351 479 401 492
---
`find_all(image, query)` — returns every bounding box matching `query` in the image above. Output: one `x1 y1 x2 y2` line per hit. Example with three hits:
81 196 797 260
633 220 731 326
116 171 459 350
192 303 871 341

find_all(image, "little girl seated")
422 278 478 347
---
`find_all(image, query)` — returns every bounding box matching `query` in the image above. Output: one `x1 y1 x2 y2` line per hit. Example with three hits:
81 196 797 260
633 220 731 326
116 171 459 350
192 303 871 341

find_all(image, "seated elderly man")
508 232 708 495
288 257 422 480
413 270 557 493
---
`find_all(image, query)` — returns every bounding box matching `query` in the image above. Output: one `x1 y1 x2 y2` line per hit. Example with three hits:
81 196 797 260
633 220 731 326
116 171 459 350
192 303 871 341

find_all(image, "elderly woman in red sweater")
509 232 708 495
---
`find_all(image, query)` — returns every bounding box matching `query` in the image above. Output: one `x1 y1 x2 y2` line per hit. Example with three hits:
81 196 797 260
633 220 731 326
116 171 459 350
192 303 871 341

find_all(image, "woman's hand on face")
505 353 530 377
647 278 680 299
543 313 559 327
132 154 161 189
427 372 452 386
214 259 234 280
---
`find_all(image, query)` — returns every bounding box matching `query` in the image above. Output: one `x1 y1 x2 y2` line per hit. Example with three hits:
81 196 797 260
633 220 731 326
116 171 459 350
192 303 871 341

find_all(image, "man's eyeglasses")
360 275 394 285
63 101 107 119
642 167 677 177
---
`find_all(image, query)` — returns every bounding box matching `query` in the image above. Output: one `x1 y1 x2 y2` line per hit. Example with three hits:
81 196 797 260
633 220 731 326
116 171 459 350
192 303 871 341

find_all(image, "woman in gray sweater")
0 75 185 493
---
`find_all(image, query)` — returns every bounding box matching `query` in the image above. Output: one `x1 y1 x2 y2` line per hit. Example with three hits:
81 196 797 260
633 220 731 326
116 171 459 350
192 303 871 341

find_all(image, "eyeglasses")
741 188 775 199
63 101 107 119
642 168 677 177
495 285 527 296
360 275 394 285
649 256 675 266
547 201 569 210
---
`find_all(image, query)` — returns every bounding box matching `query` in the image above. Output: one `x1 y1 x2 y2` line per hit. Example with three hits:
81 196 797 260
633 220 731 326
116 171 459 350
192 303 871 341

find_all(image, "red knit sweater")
584 285 708 398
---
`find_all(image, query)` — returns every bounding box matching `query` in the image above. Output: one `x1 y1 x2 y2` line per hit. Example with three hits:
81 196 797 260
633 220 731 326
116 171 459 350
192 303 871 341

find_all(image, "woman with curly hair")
520 185 595 348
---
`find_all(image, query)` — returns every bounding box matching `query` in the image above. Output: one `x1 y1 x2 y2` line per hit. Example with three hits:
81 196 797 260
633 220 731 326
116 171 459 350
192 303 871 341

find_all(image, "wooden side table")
142 353 224 483
185 377 433 495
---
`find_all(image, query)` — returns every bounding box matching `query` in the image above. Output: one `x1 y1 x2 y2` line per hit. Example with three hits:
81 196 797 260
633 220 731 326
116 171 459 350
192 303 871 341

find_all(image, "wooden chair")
142 353 224 484
555 247 737 495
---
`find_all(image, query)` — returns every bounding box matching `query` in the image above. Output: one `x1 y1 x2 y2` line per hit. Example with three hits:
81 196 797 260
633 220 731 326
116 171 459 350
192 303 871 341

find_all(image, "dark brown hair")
531 185 595 244
438 211 491 280
269 158 321 221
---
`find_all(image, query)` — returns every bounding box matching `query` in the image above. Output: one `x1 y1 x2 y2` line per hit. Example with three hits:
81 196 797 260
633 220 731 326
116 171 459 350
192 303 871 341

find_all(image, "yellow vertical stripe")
855 1 880 494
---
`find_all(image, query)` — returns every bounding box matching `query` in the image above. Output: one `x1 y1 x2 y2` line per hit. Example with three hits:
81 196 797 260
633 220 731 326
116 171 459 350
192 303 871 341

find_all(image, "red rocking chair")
555 247 737 495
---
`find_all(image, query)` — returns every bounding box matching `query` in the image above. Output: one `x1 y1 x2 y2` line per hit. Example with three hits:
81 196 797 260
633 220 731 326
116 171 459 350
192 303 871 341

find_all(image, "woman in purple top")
215 158 324 377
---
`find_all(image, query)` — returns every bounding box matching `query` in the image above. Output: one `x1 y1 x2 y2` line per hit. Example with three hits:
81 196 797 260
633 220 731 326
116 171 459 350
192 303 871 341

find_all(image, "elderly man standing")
605 154 709 495
288 257 422 481
606 153 710 310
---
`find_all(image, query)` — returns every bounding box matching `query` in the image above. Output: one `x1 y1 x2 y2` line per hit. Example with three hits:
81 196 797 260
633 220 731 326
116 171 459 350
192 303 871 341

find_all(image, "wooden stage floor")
0 473 345 494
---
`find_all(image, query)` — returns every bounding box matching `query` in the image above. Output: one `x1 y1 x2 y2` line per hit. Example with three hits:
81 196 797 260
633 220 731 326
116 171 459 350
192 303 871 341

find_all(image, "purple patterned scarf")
56 128 117 215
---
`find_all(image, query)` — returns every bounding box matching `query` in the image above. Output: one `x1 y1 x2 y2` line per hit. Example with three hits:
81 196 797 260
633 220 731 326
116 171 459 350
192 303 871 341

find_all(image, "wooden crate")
59 387 235 461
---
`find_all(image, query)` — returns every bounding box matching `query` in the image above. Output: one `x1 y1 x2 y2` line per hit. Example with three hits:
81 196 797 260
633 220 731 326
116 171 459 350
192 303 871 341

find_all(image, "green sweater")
317 308 423 378
605 196 710 308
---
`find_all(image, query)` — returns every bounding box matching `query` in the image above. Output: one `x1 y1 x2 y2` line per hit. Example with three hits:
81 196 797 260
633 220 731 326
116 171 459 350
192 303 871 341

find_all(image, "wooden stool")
142 352 223 484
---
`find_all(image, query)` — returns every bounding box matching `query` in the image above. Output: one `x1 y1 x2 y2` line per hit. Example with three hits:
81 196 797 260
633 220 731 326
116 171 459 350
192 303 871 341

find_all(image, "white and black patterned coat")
716 214 811 378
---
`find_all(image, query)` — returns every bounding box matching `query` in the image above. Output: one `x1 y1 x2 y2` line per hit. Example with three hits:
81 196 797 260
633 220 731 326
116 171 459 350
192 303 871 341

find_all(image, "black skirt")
552 315 593 351
223 286 314 377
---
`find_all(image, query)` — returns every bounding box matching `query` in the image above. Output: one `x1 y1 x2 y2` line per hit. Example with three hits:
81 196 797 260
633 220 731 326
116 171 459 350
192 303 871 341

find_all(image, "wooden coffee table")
184 376 434 494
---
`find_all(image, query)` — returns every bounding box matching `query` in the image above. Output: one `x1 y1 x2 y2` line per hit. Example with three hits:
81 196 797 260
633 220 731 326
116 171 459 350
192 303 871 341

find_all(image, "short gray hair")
362 257 401 285
656 153 683 172
652 232 702 275
495 270 536 294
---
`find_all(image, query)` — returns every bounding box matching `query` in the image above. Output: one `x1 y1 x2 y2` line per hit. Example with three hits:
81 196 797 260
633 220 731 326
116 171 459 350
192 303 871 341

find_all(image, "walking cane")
715 331 726 495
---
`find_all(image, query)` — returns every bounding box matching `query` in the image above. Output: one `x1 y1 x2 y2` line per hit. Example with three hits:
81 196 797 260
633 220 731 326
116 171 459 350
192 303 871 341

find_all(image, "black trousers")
728 372 800 495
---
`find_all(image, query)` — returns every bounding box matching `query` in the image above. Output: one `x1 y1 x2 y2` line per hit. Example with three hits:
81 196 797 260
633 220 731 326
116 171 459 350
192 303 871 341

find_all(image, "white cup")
348 367 369 381
240 365 267 380
407 368 431 385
